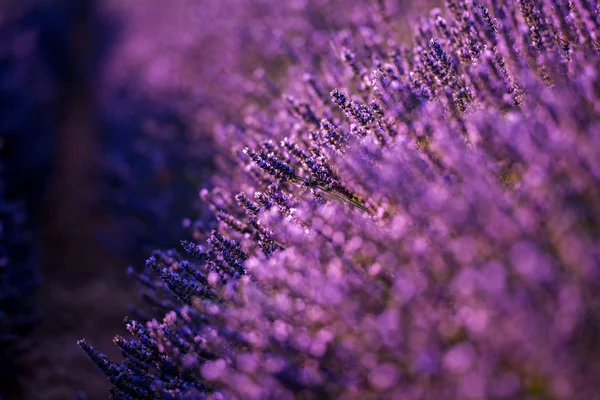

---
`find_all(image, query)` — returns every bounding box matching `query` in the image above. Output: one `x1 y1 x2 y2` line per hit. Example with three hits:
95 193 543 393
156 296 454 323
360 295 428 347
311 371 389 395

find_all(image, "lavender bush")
96 0 391 259
80 0 600 399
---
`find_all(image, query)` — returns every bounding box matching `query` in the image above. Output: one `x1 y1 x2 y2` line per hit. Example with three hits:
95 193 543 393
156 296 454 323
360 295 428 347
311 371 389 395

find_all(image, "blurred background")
0 0 439 398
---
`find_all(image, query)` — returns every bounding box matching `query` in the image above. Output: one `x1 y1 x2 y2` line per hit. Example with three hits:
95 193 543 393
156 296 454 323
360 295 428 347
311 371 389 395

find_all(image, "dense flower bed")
80 1 600 399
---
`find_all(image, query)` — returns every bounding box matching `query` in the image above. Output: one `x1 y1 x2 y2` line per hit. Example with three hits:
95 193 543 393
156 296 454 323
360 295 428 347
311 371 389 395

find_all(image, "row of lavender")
0 4 57 395
0 1 395 397
80 1 600 399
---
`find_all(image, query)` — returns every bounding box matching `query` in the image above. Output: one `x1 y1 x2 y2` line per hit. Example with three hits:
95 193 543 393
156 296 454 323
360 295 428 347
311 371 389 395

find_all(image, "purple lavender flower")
80 1 600 399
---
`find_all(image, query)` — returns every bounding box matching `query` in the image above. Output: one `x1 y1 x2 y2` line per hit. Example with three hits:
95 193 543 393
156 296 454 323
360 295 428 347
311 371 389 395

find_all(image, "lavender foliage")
81 1 600 399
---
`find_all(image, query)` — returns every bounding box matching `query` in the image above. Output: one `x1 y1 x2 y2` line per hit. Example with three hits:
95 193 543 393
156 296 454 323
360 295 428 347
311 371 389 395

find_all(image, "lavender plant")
96 0 388 259
81 1 600 399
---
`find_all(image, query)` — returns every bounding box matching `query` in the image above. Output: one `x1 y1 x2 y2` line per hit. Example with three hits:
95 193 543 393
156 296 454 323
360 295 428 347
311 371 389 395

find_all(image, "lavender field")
1 0 600 399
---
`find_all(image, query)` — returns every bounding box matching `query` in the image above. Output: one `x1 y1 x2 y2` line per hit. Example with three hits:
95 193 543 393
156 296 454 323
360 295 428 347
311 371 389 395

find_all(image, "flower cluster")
80 1 600 399
96 0 400 259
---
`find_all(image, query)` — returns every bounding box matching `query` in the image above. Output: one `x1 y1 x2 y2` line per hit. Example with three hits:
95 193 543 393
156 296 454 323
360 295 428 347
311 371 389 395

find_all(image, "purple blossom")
80 1 600 399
